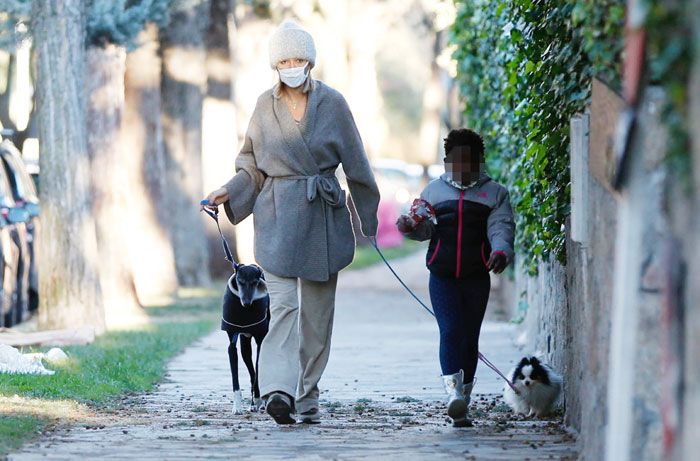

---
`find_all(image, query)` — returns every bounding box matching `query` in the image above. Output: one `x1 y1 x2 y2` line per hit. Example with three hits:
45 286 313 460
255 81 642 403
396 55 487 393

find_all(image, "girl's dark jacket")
402 173 515 279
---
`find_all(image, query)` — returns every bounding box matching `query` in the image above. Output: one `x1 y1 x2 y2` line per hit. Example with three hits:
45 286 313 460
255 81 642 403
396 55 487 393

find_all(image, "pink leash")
478 351 519 394
369 237 519 395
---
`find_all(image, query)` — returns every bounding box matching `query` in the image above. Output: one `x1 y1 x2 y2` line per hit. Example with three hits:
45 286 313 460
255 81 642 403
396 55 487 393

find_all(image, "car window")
0 144 39 201
1 152 37 201
0 166 15 208
1 156 21 199
15 155 38 199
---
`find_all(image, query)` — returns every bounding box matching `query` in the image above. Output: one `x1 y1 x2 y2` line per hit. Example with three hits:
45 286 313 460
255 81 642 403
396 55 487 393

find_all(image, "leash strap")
369 237 519 394
369 237 437 318
477 352 518 393
201 203 236 267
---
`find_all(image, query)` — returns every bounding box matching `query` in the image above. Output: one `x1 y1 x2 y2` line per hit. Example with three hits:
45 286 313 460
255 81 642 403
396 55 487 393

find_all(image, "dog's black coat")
221 287 270 335
221 264 270 406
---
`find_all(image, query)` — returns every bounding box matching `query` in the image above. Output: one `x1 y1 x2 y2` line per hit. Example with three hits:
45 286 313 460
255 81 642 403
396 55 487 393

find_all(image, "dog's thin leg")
227 332 245 414
227 332 241 392
254 333 265 399
251 333 265 411
240 335 257 410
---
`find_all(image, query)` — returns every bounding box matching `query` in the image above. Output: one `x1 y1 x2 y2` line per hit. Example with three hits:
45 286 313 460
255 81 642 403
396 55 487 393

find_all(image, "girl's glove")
409 198 436 224
396 215 417 233
487 251 508 274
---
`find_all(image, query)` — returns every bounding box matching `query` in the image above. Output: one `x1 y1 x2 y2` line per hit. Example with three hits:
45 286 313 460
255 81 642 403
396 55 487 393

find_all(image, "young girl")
396 128 515 427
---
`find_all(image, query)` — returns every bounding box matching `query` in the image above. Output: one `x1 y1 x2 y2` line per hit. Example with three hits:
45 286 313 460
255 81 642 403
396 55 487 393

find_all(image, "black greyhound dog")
221 263 270 413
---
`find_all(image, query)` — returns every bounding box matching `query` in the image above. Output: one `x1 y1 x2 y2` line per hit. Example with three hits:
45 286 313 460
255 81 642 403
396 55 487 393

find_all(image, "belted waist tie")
273 170 345 208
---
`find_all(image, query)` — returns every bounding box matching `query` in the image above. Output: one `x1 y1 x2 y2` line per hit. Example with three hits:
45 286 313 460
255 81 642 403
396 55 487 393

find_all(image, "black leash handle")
200 200 237 268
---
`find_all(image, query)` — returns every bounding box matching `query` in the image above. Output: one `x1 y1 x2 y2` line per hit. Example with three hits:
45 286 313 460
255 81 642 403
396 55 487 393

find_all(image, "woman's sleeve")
221 119 265 225
487 187 515 262
335 96 380 237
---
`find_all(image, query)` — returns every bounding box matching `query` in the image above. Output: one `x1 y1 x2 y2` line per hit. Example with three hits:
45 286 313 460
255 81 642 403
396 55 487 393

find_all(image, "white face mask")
278 64 309 88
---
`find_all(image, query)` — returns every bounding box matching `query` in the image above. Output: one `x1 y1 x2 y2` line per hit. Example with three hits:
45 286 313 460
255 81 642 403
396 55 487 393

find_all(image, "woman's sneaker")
265 392 296 425
298 408 320 424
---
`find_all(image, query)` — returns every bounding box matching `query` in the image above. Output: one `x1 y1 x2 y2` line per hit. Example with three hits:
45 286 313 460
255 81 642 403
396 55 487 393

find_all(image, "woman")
204 20 380 425
396 128 515 427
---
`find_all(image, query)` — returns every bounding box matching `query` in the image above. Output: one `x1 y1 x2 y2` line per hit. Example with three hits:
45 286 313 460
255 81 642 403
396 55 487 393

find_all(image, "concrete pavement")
10 250 577 460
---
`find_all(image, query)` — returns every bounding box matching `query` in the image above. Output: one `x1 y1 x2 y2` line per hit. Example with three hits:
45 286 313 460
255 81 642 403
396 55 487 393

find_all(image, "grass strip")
0 415 47 457
0 293 220 457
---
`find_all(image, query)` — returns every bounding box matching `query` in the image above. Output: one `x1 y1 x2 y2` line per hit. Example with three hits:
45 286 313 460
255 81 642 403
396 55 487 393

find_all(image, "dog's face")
234 264 267 307
512 356 551 389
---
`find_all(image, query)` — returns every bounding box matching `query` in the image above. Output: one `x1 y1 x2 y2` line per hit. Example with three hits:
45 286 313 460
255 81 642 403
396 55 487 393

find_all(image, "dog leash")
200 200 238 269
368 237 519 394
199 202 517 392
201 202 270 329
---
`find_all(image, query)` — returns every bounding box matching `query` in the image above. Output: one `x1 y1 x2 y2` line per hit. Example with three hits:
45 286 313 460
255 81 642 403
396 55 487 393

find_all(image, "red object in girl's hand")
409 198 436 224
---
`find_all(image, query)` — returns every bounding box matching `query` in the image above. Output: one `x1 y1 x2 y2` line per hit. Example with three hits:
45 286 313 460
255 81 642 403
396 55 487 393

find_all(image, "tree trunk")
33 0 105 333
317 0 350 91
346 0 387 158
160 0 212 286
123 25 179 304
418 30 446 164
0 54 16 131
227 5 274 264
203 0 238 277
85 44 144 328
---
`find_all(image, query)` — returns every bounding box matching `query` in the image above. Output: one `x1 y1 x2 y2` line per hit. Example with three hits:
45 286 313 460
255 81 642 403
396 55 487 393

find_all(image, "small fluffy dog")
503 356 563 417
221 263 270 414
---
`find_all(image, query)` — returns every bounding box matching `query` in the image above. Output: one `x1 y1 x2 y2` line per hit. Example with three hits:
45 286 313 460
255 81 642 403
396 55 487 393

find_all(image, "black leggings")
429 272 490 383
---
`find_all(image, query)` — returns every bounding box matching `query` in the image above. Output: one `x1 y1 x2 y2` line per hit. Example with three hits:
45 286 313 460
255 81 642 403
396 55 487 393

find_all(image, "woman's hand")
396 215 417 233
201 187 229 211
487 251 508 274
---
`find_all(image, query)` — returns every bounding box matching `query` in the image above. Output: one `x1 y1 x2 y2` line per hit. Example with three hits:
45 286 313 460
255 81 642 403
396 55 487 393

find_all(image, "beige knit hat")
268 20 316 69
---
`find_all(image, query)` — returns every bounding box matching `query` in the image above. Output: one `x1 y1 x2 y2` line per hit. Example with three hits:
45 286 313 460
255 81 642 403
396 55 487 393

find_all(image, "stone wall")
507 81 678 461
679 5 700 456
511 109 616 461
520 256 568 371
565 178 618 460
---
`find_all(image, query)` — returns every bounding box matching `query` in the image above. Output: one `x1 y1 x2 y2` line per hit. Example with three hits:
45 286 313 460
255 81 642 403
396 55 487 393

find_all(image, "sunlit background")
1 0 459 267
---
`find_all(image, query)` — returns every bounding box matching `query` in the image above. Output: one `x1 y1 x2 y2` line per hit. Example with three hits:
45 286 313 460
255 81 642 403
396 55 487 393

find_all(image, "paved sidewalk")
10 251 577 460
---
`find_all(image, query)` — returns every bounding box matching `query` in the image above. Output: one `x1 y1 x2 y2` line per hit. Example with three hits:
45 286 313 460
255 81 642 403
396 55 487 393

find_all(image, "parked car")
0 164 30 328
0 140 39 315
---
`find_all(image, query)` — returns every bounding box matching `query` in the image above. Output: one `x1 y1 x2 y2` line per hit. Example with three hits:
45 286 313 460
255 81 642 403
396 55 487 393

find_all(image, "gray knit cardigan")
222 80 380 282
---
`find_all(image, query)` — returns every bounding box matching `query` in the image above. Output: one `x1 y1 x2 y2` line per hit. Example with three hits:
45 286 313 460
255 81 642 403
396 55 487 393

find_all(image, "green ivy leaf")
450 0 625 274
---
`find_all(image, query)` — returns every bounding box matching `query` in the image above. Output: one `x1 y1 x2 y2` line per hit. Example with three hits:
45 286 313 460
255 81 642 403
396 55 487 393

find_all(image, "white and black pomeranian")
503 356 563 417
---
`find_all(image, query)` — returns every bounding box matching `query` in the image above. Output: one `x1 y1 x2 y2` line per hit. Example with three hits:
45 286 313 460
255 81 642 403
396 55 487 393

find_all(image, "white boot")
442 370 471 427
463 380 474 407
463 380 474 425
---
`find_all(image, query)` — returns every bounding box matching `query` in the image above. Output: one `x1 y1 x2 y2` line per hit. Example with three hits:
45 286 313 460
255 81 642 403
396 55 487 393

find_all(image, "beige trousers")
258 272 338 414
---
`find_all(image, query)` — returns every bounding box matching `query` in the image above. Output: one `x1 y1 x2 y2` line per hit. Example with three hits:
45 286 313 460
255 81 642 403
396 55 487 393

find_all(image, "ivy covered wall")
450 0 624 272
